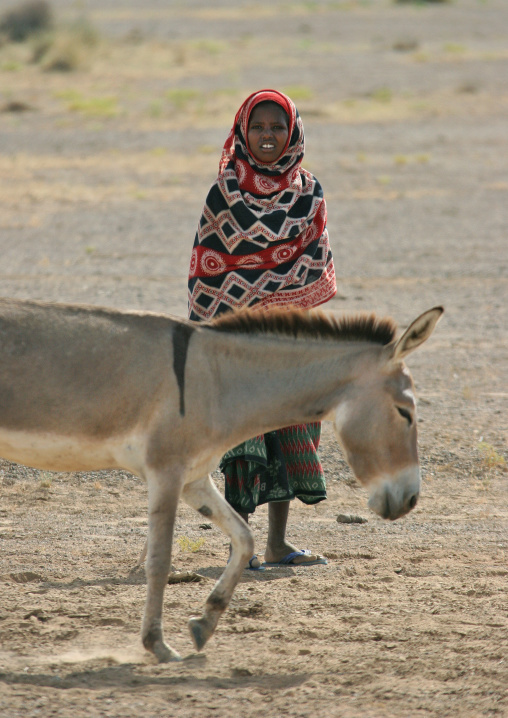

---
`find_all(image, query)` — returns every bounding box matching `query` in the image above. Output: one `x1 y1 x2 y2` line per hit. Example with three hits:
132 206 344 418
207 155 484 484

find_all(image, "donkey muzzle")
367 467 420 521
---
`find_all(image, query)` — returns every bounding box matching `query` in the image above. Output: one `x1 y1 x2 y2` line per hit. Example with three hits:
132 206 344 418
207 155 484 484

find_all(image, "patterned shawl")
188 89 336 321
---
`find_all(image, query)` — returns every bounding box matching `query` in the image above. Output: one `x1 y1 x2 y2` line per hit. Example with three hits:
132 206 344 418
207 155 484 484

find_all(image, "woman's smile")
247 102 289 164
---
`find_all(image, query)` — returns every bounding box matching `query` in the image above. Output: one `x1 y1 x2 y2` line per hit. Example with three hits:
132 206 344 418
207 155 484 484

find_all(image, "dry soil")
0 1 506 717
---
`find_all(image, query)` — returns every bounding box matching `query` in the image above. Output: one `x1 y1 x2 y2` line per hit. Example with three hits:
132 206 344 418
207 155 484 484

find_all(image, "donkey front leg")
141 467 184 663
182 474 254 652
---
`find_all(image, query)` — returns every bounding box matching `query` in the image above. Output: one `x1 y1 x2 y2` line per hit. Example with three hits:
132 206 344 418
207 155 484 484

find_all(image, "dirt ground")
0 1 507 716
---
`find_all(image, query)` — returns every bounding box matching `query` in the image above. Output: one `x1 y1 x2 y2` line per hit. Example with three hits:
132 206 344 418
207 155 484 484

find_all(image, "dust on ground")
0 1 506 716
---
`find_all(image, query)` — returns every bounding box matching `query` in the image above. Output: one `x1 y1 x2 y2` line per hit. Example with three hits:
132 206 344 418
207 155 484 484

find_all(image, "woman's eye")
397 407 412 425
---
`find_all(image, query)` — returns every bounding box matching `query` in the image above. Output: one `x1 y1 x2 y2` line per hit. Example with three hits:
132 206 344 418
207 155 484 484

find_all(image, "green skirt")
220 422 326 514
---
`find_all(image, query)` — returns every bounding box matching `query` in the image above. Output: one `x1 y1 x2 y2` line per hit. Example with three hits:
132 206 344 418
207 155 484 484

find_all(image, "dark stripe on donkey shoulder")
172 322 195 416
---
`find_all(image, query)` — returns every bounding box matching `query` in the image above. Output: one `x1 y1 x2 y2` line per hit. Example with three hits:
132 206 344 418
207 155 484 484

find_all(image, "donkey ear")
391 306 444 361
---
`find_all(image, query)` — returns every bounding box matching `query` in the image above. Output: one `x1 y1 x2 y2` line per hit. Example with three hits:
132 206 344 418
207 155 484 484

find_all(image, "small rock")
336 513 368 524
23 609 51 622
9 571 44 584
167 570 204 584
1 101 36 113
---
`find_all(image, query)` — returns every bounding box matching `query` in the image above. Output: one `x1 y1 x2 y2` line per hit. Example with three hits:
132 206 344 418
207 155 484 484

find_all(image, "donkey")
0 297 443 662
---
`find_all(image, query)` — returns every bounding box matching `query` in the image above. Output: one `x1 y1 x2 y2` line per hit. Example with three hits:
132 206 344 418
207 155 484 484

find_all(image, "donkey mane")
208 307 397 346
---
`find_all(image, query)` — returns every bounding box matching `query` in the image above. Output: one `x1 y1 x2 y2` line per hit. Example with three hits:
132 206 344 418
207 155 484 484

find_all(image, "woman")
188 89 336 568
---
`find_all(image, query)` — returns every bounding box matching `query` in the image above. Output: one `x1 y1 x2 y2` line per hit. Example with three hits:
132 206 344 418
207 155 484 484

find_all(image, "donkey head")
333 307 443 520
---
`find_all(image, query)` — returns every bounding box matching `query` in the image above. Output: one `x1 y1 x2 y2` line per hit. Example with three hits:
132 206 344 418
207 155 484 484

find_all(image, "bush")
0 1 52 42
32 16 100 72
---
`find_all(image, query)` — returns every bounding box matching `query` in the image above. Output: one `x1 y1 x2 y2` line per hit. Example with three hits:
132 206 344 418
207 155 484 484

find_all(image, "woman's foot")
228 544 264 570
263 544 327 567
265 502 327 566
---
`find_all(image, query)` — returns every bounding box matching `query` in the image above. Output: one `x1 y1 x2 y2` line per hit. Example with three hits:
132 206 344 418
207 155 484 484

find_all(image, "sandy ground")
0 1 507 716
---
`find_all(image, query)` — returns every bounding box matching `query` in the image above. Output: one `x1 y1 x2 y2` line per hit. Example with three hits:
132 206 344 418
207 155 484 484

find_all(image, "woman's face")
247 102 289 164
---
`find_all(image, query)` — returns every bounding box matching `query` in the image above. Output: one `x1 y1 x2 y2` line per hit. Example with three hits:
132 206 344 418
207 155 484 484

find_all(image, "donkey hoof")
153 641 182 663
188 616 211 652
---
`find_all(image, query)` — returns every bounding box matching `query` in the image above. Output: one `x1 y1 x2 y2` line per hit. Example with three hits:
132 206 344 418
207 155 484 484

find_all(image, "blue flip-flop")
228 554 265 571
262 549 327 567
246 555 265 571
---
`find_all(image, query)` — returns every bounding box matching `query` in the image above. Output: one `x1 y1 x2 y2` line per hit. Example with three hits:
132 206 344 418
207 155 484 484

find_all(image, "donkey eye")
397 407 413 425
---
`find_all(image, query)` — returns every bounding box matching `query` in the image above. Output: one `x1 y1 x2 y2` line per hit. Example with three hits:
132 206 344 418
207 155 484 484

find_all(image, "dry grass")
0 5 507 132
177 535 206 553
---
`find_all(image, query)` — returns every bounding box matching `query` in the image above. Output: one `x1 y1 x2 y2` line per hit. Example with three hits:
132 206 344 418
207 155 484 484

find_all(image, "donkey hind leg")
182 474 254 652
141 468 184 663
